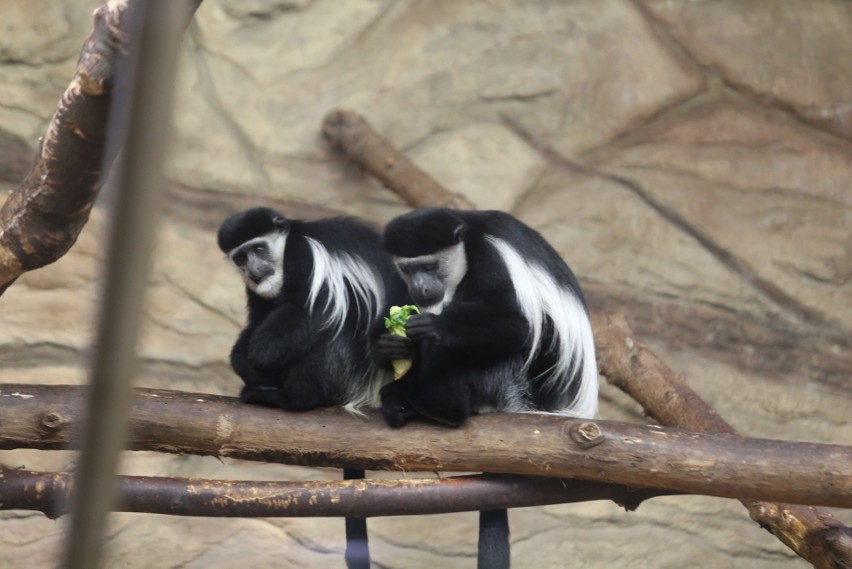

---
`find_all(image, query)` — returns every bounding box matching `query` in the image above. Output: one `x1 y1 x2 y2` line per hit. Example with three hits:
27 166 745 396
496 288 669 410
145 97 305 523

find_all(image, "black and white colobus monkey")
376 208 599 569
217 207 407 569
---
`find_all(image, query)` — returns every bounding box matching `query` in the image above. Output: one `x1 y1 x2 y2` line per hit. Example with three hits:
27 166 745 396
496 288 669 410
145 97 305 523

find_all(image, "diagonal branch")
0 1 127 294
322 109 475 210
592 312 852 569
0 0 200 297
320 109 852 569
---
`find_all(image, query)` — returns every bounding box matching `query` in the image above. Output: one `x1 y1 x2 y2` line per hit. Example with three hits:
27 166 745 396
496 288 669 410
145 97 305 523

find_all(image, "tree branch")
0 385 849 508
592 312 852 569
0 2 126 294
0 0 201 296
320 109 852 568
0 467 672 520
322 109 475 210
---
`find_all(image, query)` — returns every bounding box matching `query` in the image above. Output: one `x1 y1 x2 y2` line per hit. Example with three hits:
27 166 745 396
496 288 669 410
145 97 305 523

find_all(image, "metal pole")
62 2 196 568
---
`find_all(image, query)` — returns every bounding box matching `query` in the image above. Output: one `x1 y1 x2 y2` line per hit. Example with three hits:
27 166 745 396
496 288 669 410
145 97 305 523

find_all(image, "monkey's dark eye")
232 252 247 265
420 262 437 273
252 244 266 255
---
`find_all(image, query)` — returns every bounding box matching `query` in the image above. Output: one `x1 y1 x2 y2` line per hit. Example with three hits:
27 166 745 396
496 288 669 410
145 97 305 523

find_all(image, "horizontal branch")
1 384 849 508
0 468 671 520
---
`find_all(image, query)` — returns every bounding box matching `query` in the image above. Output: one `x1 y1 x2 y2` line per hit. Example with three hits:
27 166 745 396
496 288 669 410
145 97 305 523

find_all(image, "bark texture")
0 0 131 294
0 467 670 520
0 385 849 509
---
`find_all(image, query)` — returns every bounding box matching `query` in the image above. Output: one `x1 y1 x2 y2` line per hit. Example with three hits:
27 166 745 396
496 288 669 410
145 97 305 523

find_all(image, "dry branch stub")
322 109 475 210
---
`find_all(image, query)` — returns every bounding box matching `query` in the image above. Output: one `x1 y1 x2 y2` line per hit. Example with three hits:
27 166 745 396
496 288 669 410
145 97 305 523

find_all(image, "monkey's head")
383 208 468 313
218 207 290 299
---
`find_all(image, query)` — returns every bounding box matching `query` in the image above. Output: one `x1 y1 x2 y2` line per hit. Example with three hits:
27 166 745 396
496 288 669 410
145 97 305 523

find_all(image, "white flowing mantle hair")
305 237 386 411
486 236 598 419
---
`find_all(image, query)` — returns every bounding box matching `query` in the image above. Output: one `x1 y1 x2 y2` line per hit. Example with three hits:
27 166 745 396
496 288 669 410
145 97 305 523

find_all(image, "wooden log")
0 384 849 508
0 467 671 520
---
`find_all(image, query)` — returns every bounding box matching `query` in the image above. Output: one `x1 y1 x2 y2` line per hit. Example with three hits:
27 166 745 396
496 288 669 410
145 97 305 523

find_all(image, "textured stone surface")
1 1 850 568
642 0 852 141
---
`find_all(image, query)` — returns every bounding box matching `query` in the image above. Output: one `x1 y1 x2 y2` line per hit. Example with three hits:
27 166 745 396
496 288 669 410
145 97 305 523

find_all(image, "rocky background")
1 0 850 567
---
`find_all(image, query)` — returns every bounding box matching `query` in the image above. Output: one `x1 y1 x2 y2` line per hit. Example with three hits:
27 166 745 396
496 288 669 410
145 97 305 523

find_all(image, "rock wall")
0 1 849 567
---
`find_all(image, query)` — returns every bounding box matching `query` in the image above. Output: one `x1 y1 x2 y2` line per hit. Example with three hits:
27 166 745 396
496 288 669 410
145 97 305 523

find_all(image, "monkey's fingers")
405 314 439 341
377 334 414 360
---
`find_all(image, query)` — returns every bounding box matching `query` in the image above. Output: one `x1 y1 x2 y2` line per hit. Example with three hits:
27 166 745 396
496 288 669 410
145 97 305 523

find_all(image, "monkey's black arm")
246 301 322 370
370 314 416 366
407 301 528 351
229 328 257 381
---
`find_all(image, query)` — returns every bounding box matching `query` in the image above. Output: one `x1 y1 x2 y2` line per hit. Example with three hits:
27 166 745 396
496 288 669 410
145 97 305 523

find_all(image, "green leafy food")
384 304 421 336
384 305 420 379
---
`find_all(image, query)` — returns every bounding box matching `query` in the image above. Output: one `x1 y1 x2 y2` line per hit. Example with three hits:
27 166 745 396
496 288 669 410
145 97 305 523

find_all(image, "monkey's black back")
455 210 587 304
460 210 592 411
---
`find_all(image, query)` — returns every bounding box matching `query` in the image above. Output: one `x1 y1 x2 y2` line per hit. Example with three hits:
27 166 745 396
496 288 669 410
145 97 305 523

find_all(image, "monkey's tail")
343 468 370 569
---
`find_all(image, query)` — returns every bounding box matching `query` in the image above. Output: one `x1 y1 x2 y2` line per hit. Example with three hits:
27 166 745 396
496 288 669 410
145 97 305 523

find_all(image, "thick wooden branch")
0 385 849 508
320 110 852 568
0 467 671 520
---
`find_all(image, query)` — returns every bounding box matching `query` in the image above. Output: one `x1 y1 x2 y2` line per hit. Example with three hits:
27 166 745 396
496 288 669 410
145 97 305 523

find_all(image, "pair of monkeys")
217 207 599 569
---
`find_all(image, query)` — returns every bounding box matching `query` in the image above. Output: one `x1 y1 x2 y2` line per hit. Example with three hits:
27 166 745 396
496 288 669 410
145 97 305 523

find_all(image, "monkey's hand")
376 333 415 362
405 313 440 343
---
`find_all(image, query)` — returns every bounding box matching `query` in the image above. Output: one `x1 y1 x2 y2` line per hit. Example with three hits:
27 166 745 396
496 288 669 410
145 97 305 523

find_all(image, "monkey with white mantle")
217 207 408 569
376 207 599 569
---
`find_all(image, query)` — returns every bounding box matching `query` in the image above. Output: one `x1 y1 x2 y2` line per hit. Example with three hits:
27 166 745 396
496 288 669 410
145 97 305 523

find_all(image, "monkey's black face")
396 259 443 306
394 243 467 313
228 232 288 299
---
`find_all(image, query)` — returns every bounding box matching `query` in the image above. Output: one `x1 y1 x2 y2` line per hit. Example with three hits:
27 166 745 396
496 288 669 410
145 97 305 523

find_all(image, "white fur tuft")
305 237 388 411
486 236 598 418
305 237 385 337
